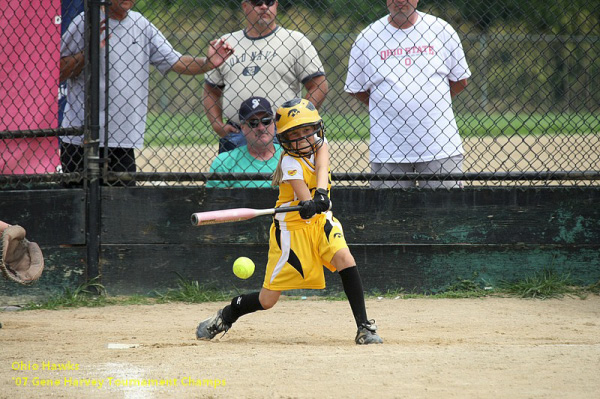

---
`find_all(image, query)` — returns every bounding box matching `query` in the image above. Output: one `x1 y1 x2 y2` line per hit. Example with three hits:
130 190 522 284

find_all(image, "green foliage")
25 278 108 310
585 280 600 295
139 1 600 116
144 110 600 147
499 269 575 299
458 112 600 137
135 0 600 34
155 274 233 303
17 273 598 311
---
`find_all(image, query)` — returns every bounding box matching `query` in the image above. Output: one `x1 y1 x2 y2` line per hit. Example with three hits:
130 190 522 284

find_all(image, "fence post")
84 0 102 287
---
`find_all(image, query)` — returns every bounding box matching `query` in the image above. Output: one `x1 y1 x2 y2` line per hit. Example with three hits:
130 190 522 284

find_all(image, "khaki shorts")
371 155 464 189
263 212 348 291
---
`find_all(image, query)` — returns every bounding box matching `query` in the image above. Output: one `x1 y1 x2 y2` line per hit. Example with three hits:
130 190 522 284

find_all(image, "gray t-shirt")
205 26 325 124
60 11 181 148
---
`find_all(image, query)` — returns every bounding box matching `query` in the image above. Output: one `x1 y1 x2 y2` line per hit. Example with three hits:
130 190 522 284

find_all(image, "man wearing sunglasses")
203 0 328 154
207 97 282 188
59 0 234 186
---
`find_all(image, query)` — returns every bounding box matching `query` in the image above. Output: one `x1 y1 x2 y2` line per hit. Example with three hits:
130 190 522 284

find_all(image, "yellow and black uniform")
263 153 348 290
196 98 383 345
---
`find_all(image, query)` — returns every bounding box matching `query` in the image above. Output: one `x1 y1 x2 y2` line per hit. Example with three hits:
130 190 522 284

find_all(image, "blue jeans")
218 131 247 154
218 130 280 153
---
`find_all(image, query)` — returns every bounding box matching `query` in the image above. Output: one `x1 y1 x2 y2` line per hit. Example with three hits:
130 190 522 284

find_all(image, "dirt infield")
136 134 600 186
136 135 600 186
2 296 599 398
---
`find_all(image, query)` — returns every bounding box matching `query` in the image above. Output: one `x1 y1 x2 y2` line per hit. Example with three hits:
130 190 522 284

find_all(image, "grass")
25 277 110 310
24 278 161 310
457 111 600 137
587 280 600 294
17 273 599 311
145 112 216 146
499 269 578 299
144 110 600 146
154 273 234 303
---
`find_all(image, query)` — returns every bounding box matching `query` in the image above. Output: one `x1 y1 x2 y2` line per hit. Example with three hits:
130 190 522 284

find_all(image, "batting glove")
299 200 317 219
313 188 331 214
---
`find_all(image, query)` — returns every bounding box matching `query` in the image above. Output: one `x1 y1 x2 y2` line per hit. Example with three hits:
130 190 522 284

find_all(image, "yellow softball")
233 257 255 279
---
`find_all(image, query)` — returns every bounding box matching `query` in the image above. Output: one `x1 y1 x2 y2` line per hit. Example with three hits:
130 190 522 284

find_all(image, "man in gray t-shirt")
203 0 328 153
59 0 233 185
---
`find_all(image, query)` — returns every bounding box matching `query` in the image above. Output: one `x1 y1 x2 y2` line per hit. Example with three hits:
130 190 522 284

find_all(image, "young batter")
196 99 382 345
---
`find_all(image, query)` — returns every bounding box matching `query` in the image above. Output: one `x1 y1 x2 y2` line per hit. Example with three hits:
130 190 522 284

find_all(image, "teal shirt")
207 144 282 188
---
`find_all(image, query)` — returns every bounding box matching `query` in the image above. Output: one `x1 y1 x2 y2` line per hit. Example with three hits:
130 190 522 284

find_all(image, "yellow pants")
263 212 349 290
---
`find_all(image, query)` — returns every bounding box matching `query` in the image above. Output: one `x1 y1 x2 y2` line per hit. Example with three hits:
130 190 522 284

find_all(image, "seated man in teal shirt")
207 97 282 188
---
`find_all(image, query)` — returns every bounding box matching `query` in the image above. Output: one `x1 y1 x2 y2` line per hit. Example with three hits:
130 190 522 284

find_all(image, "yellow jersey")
274 153 331 230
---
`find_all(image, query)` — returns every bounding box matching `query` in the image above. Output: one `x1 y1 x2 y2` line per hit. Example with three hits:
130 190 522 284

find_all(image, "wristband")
314 188 328 197
226 120 241 130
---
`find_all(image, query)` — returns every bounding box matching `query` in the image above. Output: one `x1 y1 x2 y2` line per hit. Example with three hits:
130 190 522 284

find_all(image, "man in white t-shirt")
203 0 328 153
344 0 471 189
59 0 233 185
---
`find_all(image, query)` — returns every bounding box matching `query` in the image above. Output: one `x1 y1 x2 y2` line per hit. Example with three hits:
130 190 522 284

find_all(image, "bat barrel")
190 208 261 226
191 206 302 226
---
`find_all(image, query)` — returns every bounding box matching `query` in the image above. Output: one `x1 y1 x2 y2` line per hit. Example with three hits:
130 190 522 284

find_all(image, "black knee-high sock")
221 292 264 325
339 266 368 327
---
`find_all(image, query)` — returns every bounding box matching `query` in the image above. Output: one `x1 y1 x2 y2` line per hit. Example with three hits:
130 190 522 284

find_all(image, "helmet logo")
288 109 300 117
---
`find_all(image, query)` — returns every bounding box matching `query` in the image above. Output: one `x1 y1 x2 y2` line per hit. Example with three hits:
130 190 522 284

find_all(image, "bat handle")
273 205 303 214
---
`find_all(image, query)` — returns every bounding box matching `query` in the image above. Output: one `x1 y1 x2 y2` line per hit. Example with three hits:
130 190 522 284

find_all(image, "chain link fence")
1 0 599 189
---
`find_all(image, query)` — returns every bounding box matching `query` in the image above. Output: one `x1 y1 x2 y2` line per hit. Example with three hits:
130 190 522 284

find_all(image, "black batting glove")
313 188 331 214
299 200 317 219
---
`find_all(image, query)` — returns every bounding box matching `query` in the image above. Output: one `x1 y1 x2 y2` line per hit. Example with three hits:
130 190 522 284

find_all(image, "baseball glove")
1 225 44 285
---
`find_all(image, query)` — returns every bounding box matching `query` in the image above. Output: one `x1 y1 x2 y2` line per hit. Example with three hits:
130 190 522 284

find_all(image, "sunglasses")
248 0 276 7
245 116 273 128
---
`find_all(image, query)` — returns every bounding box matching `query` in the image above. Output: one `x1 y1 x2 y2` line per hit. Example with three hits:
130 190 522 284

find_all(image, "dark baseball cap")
239 97 273 121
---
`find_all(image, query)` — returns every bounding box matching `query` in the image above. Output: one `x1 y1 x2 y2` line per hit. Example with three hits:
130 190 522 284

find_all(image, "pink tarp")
0 0 61 174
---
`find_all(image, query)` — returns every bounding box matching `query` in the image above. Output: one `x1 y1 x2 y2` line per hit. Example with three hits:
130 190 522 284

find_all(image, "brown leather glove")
1 225 44 285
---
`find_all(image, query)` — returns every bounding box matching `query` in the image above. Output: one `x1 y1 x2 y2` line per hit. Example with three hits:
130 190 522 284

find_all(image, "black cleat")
196 309 231 340
355 320 383 345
